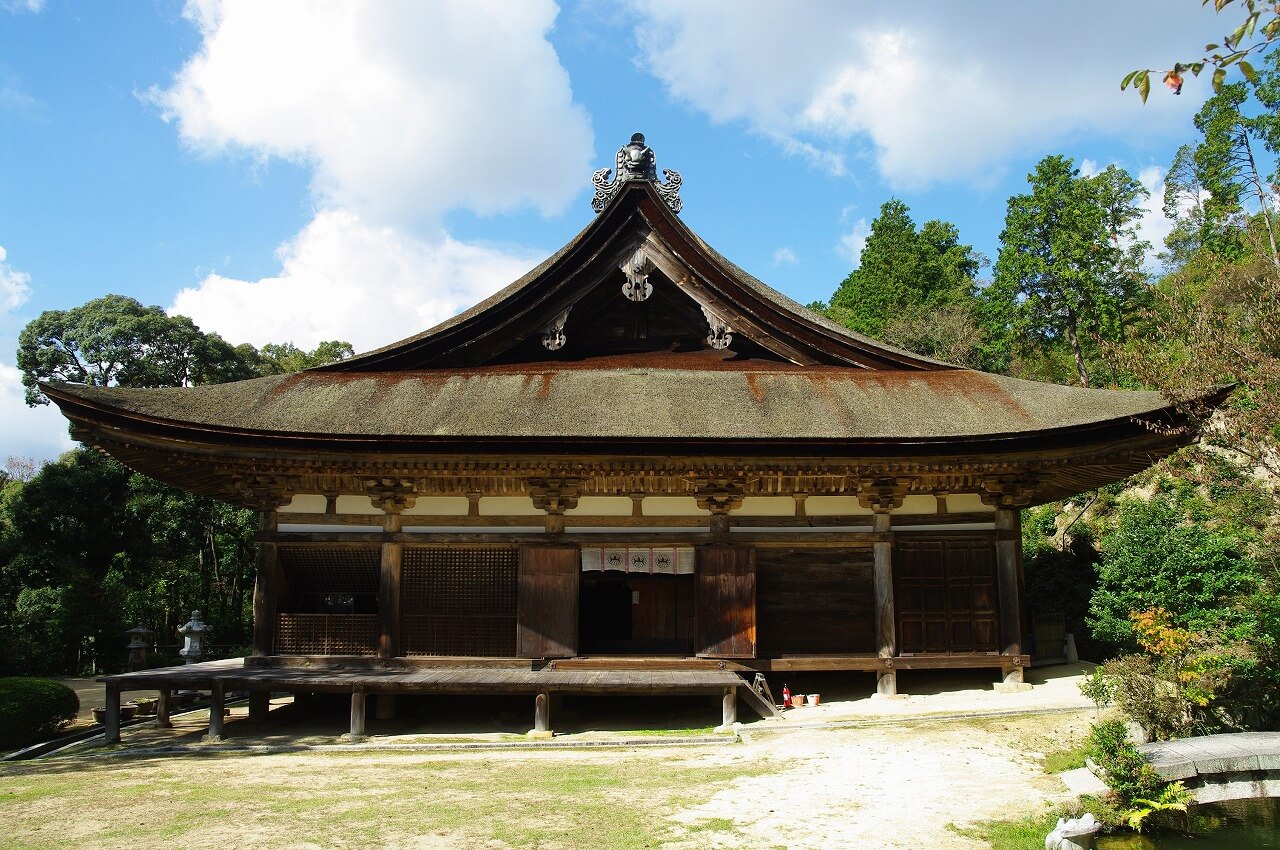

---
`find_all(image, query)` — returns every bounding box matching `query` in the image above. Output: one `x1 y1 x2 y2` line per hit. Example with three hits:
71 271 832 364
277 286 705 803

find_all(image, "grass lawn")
0 747 766 849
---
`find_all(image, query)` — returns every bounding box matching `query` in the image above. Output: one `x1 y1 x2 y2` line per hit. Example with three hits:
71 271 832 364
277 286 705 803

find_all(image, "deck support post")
347 688 367 740
248 691 269 723
375 693 396 721
155 687 173 728
378 513 404 659
872 511 898 696
104 682 121 745
529 690 552 739
717 687 737 731
205 681 225 742
252 511 280 657
995 508 1031 692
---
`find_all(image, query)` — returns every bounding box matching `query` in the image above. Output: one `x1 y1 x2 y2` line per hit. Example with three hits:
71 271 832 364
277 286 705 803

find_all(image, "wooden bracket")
362 477 419 514
527 477 582 515
231 473 299 510
857 476 912 513
979 474 1039 508
692 478 745 514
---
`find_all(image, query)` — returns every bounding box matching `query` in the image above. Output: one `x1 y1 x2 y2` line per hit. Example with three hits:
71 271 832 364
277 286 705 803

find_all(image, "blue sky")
0 0 1231 462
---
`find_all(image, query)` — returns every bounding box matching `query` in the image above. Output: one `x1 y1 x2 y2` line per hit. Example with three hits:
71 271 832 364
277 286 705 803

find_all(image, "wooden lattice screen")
402 546 518 656
279 546 380 594
276 614 378 655
276 546 380 655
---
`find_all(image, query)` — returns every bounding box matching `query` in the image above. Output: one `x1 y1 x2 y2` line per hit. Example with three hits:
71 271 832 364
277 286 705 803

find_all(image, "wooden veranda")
97 657 778 744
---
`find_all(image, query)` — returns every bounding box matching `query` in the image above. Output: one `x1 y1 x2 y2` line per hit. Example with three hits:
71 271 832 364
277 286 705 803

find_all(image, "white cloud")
152 0 593 352
151 0 592 226
1 0 45 13
772 246 798 266
171 209 540 352
837 218 871 266
0 246 31 313
628 0 1209 189
1135 164 1174 270
1080 159 1101 178
0 363 74 463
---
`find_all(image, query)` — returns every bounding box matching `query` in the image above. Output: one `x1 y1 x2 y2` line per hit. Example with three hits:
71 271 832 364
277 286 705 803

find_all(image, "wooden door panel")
517 545 579 658
695 545 756 658
896 536 999 654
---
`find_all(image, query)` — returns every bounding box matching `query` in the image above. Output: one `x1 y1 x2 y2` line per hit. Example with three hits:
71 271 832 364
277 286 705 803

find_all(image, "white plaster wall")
566 496 634 516
335 495 382 515
947 493 996 513
479 496 543 516
403 496 469 516
892 495 939 515
731 496 796 516
643 496 709 516
278 494 328 514
804 496 873 516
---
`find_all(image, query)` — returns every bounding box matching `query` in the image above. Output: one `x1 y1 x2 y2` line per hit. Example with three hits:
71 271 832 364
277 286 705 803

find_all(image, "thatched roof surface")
46 350 1173 443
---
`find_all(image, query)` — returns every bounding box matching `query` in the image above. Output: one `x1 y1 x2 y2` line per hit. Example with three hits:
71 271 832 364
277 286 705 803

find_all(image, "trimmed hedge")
0 677 80 751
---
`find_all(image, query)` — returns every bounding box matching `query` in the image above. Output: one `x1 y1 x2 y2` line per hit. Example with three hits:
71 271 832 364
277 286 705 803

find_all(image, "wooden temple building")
46 134 1208 741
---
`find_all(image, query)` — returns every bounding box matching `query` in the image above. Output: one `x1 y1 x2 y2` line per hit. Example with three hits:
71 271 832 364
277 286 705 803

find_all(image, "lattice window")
276 613 378 655
402 547 517 656
402 615 518 657
280 546 380 594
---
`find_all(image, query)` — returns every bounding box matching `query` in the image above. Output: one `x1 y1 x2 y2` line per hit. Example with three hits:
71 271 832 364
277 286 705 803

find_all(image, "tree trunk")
1238 126 1280 273
1065 307 1089 387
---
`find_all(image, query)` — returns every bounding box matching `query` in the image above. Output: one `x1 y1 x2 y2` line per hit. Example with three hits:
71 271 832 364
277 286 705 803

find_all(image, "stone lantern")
178 610 210 665
124 625 153 671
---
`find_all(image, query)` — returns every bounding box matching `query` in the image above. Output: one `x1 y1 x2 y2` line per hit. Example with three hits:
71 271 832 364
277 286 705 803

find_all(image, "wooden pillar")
104 682 121 745
248 691 269 723
721 687 737 728
155 687 173 729
995 508 1026 686
872 511 897 696
206 681 225 742
378 513 403 658
349 688 367 739
252 511 280 657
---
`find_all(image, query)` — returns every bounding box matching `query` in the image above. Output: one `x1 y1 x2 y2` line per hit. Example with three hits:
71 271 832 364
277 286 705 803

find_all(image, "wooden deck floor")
101 658 746 697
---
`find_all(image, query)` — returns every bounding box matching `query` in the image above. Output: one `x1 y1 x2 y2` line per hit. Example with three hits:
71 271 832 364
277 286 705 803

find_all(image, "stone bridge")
1141 732 1280 803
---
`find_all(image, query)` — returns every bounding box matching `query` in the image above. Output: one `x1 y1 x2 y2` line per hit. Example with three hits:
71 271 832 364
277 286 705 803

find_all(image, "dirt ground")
2 665 1095 849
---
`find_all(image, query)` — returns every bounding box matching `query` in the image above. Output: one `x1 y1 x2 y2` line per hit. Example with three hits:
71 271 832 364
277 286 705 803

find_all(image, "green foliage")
827 199 982 346
1086 719 1167 807
1087 488 1259 647
238 340 355 375
1126 782 1191 832
0 677 79 751
16 295 255 406
990 155 1150 387
1042 746 1088 773
1079 667 1114 717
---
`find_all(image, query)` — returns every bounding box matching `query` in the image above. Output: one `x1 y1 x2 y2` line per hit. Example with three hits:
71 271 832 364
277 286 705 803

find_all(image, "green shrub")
1085 720 1165 807
0 677 80 751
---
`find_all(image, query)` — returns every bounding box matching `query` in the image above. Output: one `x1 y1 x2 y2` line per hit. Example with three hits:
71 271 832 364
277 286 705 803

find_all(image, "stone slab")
1060 767 1108 797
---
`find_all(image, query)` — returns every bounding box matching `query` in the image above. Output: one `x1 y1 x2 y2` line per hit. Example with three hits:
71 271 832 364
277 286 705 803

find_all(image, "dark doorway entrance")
579 571 694 655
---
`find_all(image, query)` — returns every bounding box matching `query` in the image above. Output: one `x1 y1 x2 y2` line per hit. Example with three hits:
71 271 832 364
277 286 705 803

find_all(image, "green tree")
241 340 355 375
16 294 255 405
826 199 982 356
1088 487 1260 647
1190 83 1280 267
990 156 1150 387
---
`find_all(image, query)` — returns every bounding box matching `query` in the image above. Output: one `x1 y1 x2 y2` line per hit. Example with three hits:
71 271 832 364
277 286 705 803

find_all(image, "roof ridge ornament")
591 132 683 214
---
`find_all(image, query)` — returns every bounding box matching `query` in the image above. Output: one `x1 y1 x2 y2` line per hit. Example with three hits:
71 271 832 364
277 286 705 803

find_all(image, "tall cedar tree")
990 156 1149 387
1191 83 1280 268
827 199 981 346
